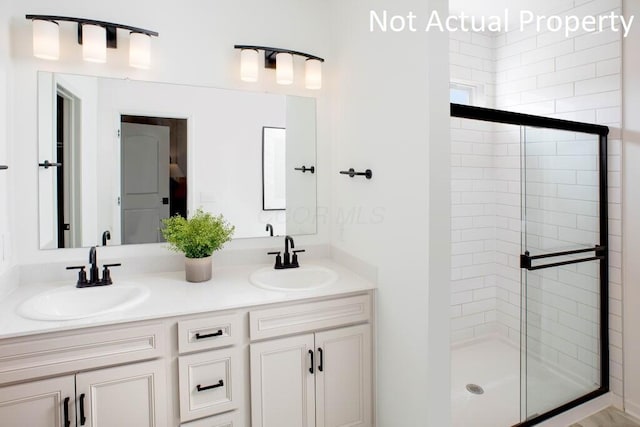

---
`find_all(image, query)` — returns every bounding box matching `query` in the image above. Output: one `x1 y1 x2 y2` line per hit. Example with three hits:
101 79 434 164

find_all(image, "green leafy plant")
161 209 235 259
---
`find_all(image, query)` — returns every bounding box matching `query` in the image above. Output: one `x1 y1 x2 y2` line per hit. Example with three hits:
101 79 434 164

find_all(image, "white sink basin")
249 266 338 291
18 283 150 321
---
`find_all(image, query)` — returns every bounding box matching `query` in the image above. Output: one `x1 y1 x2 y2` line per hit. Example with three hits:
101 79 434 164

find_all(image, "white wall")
622 0 640 418
4 0 332 267
329 0 450 425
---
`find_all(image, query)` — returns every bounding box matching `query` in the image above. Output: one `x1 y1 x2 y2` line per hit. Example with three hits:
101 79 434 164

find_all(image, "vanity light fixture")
26 15 158 68
82 24 106 63
275 52 294 85
234 45 324 90
32 19 59 60
240 49 259 82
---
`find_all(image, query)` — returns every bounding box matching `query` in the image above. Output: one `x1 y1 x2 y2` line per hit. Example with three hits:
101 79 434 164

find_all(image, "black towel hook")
340 168 372 179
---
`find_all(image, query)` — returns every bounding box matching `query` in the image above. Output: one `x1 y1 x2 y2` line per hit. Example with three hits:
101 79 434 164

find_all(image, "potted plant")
161 208 235 282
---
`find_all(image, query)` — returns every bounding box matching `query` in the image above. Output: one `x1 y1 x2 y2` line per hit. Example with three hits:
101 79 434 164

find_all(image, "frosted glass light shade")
129 32 151 69
276 52 293 85
305 59 322 90
82 24 106 63
240 49 259 82
32 20 59 60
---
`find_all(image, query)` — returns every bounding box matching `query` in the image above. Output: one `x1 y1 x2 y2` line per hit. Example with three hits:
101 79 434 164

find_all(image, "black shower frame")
450 103 609 427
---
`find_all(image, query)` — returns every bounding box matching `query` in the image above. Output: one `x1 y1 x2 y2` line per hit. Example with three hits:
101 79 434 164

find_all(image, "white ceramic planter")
184 256 212 282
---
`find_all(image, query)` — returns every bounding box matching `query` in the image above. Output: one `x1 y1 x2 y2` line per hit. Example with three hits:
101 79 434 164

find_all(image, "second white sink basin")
18 283 150 321
249 265 338 291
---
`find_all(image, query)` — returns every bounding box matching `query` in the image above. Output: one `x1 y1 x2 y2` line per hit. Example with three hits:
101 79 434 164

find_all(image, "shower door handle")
520 245 606 271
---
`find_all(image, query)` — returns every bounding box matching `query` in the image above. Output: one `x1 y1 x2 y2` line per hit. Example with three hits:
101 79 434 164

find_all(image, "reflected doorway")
119 115 188 244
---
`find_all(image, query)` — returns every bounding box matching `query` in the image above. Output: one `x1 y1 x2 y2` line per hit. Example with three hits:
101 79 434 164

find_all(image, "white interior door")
250 334 316 427
315 325 372 427
0 376 76 427
121 122 170 244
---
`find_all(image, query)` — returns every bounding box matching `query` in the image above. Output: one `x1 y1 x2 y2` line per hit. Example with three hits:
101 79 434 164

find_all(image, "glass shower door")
520 126 606 422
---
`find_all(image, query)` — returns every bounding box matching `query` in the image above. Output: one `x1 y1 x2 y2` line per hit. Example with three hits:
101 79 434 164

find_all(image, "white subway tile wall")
450 0 622 398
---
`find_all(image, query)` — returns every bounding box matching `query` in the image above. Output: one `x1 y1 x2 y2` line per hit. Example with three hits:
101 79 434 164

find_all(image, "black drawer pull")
63 397 70 427
79 393 86 425
309 349 314 374
196 380 224 392
318 347 324 372
195 329 224 339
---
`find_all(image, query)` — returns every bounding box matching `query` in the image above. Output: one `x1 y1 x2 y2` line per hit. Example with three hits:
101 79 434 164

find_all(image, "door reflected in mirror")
120 116 188 245
37 72 317 249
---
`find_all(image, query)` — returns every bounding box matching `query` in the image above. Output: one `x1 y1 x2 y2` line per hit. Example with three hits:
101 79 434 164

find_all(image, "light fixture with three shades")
234 45 324 90
26 14 158 69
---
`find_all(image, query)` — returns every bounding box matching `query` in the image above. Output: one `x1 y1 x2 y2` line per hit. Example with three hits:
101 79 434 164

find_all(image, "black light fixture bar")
26 15 158 49
234 44 324 69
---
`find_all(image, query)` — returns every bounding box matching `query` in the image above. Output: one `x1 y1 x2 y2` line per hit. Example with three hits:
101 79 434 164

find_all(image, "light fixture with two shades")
234 45 324 90
26 14 158 69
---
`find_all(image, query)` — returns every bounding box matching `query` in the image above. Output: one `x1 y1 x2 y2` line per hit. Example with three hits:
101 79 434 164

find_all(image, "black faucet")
89 246 99 284
102 230 111 246
66 246 121 288
284 236 294 266
266 224 274 237
268 235 305 269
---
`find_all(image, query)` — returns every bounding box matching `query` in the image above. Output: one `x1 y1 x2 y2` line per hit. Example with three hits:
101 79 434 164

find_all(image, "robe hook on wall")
340 168 372 179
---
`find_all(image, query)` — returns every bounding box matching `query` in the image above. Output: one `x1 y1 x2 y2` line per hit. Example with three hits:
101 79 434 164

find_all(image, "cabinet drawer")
178 314 240 354
178 348 241 422
0 323 163 385
180 410 242 427
249 294 371 340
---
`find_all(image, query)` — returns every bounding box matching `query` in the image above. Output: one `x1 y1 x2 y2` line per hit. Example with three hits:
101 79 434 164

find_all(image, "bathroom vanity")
0 260 375 426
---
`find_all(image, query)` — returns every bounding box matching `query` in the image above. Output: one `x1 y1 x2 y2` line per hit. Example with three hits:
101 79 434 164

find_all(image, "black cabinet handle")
318 347 324 372
196 379 224 392
0 165 7 170
79 393 86 425
308 349 314 374
63 397 70 427
195 329 223 339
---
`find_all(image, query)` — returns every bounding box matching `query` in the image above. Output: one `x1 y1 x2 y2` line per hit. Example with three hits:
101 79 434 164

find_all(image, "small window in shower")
450 81 485 107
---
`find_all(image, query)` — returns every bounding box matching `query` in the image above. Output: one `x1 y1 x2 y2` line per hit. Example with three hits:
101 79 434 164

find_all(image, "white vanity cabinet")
177 313 243 424
0 359 166 427
0 322 166 427
0 288 375 427
249 295 373 427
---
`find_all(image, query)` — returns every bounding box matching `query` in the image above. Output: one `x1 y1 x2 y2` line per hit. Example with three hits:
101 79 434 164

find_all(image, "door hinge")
117 196 121 206
117 129 121 137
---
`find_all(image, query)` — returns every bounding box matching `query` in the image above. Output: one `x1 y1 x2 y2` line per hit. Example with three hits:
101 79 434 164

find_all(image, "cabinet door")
250 334 315 427
0 376 75 427
315 325 372 427
76 359 167 427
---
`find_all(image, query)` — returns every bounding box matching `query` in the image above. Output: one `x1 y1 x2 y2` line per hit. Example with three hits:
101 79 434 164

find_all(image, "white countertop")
0 259 376 340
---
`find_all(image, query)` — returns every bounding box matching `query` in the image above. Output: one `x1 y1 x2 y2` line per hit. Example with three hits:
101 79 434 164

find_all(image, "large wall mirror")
37 72 317 249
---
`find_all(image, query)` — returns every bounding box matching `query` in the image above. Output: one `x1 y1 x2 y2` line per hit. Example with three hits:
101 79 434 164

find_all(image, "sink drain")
466 384 484 395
